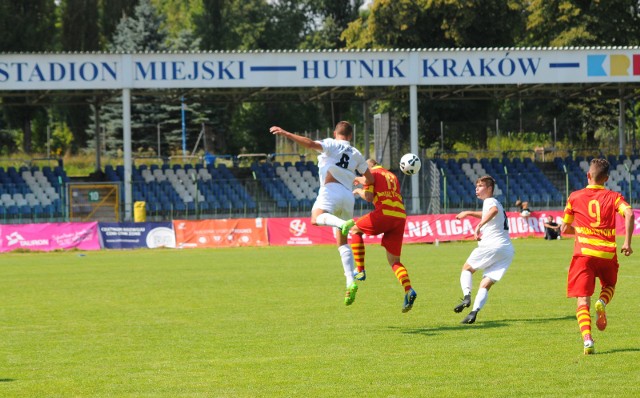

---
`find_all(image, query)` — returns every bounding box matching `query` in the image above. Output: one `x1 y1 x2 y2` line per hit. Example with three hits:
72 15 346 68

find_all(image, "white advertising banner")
1 48 639 91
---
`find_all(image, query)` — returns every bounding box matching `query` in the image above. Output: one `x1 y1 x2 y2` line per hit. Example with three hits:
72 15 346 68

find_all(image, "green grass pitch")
1 238 639 397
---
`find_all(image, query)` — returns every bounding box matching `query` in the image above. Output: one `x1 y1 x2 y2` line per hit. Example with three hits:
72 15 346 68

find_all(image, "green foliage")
98 0 137 48
92 0 173 155
230 101 329 154
0 129 21 155
195 0 274 50
524 0 640 47
3 0 640 156
302 0 365 49
1 241 639 396
151 0 201 40
108 0 169 51
0 0 56 52
51 122 74 156
60 0 100 51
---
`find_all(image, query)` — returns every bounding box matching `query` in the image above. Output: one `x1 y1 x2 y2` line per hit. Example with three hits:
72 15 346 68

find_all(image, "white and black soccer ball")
399 153 421 175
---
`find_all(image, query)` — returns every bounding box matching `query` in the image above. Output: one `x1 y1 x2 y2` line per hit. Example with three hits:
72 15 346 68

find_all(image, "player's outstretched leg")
341 219 355 236
351 233 366 281
454 295 471 313
402 288 417 313
392 262 415 312
455 269 473 313
344 282 358 306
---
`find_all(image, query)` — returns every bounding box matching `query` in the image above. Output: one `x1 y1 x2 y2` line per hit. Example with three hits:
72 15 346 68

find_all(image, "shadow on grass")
0 379 16 382
594 347 640 355
392 315 576 336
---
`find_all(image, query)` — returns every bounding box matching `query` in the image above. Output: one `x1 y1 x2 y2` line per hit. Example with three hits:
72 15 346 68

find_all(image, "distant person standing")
341 159 417 313
561 158 634 355
454 175 515 324
269 122 373 306
544 215 561 240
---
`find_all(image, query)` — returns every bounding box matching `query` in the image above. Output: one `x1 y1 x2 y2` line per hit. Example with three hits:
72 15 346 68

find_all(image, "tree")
151 0 201 40
524 0 640 47
343 0 527 149
195 0 277 51
523 0 640 148
0 0 56 52
0 0 56 154
93 0 171 157
98 0 137 48
56 0 102 153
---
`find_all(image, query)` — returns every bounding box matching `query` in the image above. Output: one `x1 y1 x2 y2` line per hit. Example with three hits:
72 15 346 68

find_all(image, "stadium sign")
1 48 639 90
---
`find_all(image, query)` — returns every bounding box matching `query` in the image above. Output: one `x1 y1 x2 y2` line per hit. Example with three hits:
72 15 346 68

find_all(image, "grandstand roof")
2 46 639 105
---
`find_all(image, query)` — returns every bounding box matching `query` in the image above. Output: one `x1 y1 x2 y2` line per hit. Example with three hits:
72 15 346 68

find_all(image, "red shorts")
567 255 619 298
355 209 406 256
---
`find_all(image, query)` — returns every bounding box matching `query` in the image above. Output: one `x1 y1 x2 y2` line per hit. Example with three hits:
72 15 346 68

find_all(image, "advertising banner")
267 211 570 246
628 209 640 236
173 218 268 248
0 222 100 252
99 222 175 249
267 217 337 246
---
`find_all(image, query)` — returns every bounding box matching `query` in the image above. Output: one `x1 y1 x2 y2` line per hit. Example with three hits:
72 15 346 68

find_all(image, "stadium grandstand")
2 150 640 224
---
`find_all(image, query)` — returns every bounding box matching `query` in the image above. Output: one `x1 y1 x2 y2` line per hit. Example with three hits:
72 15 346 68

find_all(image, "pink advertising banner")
630 209 640 235
268 211 571 246
0 222 101 252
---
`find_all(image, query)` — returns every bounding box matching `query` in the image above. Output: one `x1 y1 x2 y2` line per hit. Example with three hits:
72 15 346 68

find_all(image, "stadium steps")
535 161 566 193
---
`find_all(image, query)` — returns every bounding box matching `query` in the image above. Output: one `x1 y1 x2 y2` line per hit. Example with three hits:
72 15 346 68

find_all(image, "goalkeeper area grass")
1 238 638 397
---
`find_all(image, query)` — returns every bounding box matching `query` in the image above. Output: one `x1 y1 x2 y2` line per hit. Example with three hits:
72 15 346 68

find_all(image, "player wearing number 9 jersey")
561 158 634 355
453 175 515 324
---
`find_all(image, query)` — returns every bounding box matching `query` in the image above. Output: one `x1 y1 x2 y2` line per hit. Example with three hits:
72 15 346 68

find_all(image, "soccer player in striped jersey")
341 159 417 313
561 158 634 355
453 175 514 324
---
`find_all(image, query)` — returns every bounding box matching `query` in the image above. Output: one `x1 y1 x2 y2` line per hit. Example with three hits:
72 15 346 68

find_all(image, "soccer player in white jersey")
269 122 374 305
453 175 515 324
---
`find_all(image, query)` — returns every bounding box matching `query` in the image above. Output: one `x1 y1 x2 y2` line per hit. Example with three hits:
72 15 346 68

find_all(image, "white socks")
473 288 489 311
338 244 355 286
460 270 473 297
316 213 346 229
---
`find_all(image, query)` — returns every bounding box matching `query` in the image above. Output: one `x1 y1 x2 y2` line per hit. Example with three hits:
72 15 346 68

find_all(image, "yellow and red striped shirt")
563 184 630 259
364 165 406 219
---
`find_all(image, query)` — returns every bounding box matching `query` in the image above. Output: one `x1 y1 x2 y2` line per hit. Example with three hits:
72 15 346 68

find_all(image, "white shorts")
466 244 514 282
312 182 355 220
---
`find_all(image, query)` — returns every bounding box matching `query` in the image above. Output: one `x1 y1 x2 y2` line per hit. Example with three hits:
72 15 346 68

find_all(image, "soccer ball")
399 153 421 175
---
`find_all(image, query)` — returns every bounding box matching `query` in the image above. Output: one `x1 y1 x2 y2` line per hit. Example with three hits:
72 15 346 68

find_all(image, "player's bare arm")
476 206 498 229
456 210 482 219
352 187 373 202
269 126 322 151
354 175 368 186
561 222 575 235
362 168 374 185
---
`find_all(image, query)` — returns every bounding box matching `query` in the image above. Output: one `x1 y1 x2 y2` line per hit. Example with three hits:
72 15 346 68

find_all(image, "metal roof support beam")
122 88 133 222
619 88 626 156
410 84 420 214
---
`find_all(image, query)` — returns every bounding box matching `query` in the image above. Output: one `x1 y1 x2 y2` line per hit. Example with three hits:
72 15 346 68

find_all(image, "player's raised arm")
269 126 322 152
456 210 482 219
